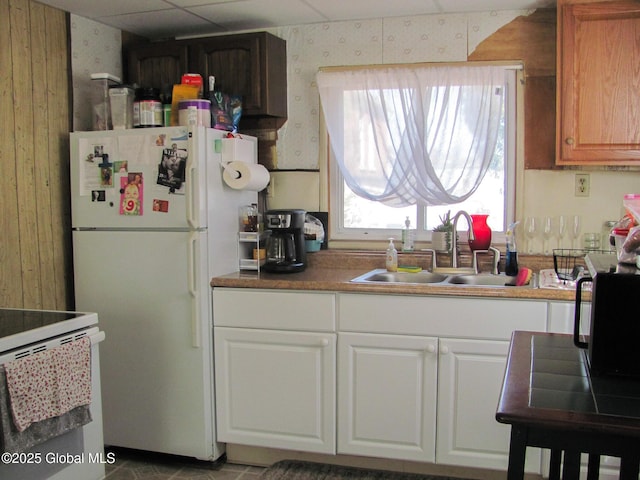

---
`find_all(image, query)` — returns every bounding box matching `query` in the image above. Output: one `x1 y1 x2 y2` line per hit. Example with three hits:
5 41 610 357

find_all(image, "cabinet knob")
319 338 330 347
565 137 574 145
440 345 450 355
426 344 436 353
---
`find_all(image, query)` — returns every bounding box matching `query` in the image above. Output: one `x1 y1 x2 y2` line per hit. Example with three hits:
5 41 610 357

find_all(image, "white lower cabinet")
215 327 336 454
337 332 438 461
436 338 512 469
213 289 337 454
213 288 549 473
338 293 546 472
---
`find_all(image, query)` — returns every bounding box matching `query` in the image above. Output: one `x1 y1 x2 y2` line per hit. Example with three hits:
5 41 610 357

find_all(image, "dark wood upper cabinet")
126 41 189 98
192 32 286 118
124 32 287 127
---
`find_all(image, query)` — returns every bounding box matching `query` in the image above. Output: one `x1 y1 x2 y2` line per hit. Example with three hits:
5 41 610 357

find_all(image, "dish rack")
552 248 609 281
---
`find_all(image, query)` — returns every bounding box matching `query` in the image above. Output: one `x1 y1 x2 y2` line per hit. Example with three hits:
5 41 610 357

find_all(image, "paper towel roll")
222 161 270 191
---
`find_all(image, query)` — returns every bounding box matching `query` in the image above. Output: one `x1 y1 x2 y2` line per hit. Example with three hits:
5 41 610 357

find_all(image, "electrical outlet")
575 173 590 197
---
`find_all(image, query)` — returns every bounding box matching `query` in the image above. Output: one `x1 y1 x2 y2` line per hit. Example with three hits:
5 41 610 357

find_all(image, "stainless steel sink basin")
350 269 533 288
350 269 449 284
446 273 514 287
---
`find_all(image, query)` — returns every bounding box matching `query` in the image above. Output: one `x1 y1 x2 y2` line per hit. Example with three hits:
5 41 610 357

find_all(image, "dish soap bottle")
386 238 398 272
505 221 519 276
402 217 414 252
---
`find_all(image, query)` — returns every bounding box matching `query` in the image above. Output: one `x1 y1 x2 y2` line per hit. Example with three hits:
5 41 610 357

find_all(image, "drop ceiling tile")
188 0 328 31
37 0 172 18
435 0 554 13
305 0 441 21
98 9 222 39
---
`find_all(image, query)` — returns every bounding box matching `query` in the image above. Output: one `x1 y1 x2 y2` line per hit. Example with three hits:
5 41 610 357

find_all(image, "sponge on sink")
397 266 422 273
515 267 533 286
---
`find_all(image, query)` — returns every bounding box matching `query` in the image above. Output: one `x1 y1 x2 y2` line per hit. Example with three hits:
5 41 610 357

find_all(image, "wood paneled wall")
0 0 73 310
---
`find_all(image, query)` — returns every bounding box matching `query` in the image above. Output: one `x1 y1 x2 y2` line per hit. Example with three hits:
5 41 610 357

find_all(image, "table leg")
586 454 600 480
507 426 527 480
548 450 562 480
562 450 580 480
619 454 640 480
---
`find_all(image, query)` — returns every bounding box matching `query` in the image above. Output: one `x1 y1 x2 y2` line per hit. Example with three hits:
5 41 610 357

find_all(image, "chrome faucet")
451 210 475 269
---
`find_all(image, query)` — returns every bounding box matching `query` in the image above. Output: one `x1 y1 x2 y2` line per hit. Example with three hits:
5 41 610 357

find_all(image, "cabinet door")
337 333 438 462
126 41 189 93
436 338 541 473
192 32 286 117
557 1 640 165
214 327 336 454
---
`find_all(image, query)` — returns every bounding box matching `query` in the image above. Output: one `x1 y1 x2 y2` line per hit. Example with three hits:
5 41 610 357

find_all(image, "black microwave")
574 253 640 378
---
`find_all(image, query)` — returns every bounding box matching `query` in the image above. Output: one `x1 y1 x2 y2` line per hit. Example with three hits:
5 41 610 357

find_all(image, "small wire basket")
552 249 587 282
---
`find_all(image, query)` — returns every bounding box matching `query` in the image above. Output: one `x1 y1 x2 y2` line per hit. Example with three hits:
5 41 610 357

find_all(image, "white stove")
0 308 105 480
0 308 99 351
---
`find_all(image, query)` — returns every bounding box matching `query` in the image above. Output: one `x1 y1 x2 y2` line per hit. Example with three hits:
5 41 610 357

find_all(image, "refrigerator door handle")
188 232 201 348
186 162 199 229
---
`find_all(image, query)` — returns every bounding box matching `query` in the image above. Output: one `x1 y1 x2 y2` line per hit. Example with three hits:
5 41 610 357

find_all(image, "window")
323 64 519 245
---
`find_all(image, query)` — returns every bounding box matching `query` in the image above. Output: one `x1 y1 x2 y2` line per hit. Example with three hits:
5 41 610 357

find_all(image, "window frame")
323 62 521 247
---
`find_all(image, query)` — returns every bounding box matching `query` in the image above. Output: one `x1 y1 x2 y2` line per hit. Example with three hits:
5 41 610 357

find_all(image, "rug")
259 460 474 480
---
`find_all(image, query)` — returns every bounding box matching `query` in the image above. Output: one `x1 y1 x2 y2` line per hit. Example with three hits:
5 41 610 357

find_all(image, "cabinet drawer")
338 293 547 339
213 288 335 331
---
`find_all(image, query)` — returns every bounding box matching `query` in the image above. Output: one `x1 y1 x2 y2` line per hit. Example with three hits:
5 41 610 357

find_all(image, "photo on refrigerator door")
157 144 187 192
120 173 143 216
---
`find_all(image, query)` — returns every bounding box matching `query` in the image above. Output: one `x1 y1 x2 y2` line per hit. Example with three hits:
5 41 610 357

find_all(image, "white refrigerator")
70 126 257 460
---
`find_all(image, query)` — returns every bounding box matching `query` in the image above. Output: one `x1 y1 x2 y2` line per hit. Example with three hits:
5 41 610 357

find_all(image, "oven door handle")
89 331 105 345
574 276 591 349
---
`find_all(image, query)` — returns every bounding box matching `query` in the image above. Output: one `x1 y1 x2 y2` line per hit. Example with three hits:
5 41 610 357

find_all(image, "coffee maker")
263 209 307 273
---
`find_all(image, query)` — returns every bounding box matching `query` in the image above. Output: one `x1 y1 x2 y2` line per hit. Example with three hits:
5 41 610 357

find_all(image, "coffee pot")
263 209 306 273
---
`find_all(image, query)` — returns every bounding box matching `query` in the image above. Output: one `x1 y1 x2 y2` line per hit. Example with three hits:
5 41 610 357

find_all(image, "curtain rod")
319 61 524 73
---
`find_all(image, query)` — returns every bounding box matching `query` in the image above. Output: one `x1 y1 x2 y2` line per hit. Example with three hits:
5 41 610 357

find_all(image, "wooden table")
496 331 640 480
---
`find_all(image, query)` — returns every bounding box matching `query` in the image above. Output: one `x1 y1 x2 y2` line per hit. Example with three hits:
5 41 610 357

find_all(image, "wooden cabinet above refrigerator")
557 0 640 166
124 31 287 129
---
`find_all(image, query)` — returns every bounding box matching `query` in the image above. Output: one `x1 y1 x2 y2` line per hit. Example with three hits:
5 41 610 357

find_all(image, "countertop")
211 250 579 301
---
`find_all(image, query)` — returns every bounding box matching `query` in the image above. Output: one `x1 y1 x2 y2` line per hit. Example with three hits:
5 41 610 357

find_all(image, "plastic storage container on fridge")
91 73 121 130
109 86 134 129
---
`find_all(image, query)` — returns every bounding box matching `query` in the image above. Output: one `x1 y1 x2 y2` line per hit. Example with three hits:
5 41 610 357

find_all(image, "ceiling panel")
36 0 557 39
102 9 222 39
305 0 441 22
187 0 328 31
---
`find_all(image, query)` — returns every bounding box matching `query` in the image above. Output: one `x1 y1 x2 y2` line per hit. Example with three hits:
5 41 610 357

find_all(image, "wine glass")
569 215 581 249
542 216 554 255
557 215 568 249
523 217 538 254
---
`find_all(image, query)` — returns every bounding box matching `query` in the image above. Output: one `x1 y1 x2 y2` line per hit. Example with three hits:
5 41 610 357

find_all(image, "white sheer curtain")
316 64 506 207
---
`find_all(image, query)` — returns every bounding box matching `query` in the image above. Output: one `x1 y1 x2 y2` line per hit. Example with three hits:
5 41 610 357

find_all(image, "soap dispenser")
386 238 398 272
505 222 519 276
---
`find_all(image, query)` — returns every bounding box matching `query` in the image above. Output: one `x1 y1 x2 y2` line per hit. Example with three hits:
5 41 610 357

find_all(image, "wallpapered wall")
70 15 122 132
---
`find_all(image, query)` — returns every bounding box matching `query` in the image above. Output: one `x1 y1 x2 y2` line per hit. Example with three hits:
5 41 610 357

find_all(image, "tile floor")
104 448 265 480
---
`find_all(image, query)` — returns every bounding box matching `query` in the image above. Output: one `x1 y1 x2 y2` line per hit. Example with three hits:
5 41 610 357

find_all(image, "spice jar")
240 204 259 232
133 87 163 128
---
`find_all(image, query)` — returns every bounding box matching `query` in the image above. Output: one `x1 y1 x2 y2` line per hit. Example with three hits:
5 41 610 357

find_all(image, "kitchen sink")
350 269 532 288
350 270 449 284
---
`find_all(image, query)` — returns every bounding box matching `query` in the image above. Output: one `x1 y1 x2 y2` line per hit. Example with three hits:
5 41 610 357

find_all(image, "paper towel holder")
220 161 241 180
